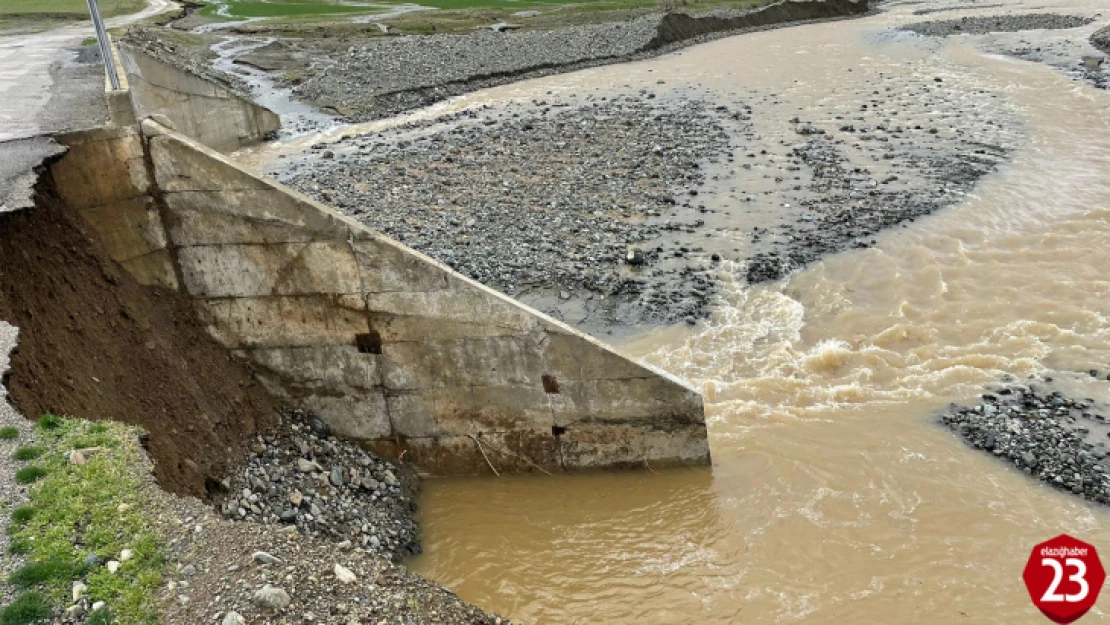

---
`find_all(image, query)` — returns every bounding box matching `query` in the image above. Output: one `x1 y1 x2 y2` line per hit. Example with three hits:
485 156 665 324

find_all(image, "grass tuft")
11 447 42 461
7 537 31 555
33 415 61 432
9 558 75 588
0 591 50 625
14 467 46 485
0 426 19 440
10 505 34 524
87 606 113 625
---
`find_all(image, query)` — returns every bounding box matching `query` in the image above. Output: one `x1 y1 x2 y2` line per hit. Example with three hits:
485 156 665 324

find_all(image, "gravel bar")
941 375 1110 505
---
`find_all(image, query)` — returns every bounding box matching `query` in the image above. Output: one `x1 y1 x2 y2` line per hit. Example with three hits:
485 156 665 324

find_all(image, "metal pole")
86 0 120 90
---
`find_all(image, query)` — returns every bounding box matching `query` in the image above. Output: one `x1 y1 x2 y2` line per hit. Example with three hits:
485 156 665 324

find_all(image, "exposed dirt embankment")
647 0 867 47
1094 24 1110 54
0 164 280 498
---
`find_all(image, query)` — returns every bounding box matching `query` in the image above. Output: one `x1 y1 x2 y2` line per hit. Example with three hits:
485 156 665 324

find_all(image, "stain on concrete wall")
49 121 710 475
117 46 280 153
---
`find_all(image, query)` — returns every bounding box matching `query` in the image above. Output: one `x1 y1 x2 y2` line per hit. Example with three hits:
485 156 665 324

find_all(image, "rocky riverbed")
281 96 733 332
900 13 1094 37
276 56 1016 332
940 373 1110 505
900 13 1109 91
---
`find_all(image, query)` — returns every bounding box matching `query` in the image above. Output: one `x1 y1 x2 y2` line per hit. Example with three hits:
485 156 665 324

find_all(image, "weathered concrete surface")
118 45 280 153
48 120 710 475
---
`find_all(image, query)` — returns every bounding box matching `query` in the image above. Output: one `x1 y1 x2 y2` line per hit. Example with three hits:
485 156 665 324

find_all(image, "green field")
194 0 712 22
198 0 385 19
0 0 145 17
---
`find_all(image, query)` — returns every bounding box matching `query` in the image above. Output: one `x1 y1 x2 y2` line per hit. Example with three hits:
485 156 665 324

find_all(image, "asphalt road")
0 0 175 211
0 0 175 141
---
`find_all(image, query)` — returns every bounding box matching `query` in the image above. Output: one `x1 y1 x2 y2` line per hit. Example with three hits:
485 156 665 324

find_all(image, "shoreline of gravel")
940 372 1110 506
0 398 507 625
900 13 1109 91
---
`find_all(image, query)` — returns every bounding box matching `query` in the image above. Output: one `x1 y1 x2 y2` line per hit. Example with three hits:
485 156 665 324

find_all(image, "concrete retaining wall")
116 45 280 153
49 121 710 475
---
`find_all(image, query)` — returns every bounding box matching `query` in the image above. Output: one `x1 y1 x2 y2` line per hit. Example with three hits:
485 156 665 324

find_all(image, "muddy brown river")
237 0 1110 620
386 2 1110 624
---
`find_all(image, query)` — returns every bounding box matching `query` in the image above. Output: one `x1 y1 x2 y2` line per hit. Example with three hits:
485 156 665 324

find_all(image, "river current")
400 1 1110 623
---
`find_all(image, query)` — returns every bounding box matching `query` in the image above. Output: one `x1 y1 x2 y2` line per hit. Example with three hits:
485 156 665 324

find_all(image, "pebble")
334 563 357 584
253 551 280 564
902 13 1094 37
253 584 292 610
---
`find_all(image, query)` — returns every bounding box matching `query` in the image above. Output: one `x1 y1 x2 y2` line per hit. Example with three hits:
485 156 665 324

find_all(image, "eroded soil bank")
0 164 279 498
0 161 510 624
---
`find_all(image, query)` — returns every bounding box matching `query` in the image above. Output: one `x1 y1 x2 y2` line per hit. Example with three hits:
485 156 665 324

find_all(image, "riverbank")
289 0 870 121
273 45 1018 333
0 410 508 625
120 0 869 132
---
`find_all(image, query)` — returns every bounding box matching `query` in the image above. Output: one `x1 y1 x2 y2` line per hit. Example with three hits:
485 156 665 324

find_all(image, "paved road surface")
0 0 174 211
0 0 176 142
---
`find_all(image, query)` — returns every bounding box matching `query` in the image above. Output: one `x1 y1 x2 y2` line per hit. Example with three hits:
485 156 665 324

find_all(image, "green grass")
199 0 384 19
381 0 596 8
11 447 42 462
0 591 49 625
88 607 114 625
14 467 47 485
9 559 77 589
10 505 34 525
0 0 145 17
7 538 32 555
0 427 19 440
34 415 61 432
2 418 164 625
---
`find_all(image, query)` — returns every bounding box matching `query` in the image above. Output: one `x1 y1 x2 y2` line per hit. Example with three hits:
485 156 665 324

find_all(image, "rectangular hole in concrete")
542 374 560 394
355 331 382 355
552 425 567 437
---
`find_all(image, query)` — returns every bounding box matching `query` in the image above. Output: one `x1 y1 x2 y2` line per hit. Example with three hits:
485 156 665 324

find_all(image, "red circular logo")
1023 535 1106 623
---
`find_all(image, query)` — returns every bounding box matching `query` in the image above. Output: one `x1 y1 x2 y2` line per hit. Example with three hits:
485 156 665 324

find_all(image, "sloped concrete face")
117 46 280 153
48 121 710 475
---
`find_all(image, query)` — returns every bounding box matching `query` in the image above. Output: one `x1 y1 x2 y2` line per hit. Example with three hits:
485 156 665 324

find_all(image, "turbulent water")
391 0 1110 623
